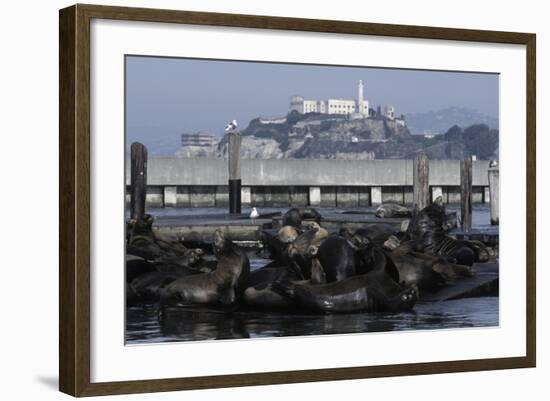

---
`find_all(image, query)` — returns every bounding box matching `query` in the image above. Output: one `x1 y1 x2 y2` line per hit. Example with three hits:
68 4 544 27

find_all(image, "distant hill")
405 107 498 135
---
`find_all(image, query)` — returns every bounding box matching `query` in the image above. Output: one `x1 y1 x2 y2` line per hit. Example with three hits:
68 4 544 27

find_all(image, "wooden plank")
488 167 499 225
460 155 473 232
228 132 242 214
228 133 242 180
130 142 148 221
413 153 429 210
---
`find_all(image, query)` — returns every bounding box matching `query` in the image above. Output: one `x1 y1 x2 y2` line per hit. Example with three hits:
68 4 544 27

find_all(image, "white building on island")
290 80 370 117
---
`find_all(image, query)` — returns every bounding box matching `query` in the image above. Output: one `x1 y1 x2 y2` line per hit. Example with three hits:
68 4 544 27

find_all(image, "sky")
126 55 499 144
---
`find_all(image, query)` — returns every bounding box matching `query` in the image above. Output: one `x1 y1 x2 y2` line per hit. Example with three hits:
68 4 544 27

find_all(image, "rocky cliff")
175 113 498 160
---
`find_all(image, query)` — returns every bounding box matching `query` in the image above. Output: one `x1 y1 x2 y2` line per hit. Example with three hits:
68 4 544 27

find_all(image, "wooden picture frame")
59 3 536 397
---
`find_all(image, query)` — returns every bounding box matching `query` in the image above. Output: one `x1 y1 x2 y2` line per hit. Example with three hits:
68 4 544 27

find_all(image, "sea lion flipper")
219 288 236 305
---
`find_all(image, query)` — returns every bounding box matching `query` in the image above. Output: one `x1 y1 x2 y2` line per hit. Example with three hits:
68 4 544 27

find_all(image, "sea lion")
405 197 487 266
129 271 181 303
277 225 299 243
316 235 358 282
156 248 205 274
243 281 296 310
286 228 327 279
299 221 329 246
282 207 322 227
160 230 250 307
387 250 474 291
290 270 418 314
243 251 326 310
152 230 188 257
126 215 161 260
126 254 156 283
353 224 398 245
259 230 289 264
127 235 161 260
375 203 412 218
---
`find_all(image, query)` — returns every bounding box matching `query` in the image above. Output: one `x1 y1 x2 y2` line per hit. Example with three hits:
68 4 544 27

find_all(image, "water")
126 205 498 344
126 297 499 344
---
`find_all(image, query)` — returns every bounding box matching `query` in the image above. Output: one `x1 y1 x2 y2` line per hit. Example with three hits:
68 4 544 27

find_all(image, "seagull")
225 119 238 132
249 207 260 224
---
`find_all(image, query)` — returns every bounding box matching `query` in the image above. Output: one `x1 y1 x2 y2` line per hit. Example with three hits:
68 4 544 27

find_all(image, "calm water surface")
126 205 498 344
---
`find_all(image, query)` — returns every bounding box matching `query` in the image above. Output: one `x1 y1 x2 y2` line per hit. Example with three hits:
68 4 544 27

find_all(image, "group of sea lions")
126 215 222 305
126 197 495 315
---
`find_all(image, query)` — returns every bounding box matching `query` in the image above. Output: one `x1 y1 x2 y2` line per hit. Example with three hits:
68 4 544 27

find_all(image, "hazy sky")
126 56 498 144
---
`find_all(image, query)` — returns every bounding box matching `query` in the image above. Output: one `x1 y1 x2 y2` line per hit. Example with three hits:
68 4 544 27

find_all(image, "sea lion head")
301 220 320 230
278 225 299 243
383 235 401 251
183 249 204 266
407 199 446 240
353 235 369 248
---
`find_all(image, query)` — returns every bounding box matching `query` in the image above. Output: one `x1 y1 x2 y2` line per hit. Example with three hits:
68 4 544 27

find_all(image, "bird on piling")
225 119 238 133
249 207 260 224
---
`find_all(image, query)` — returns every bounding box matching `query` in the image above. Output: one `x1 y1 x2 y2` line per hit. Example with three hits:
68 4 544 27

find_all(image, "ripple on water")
125 297 499 344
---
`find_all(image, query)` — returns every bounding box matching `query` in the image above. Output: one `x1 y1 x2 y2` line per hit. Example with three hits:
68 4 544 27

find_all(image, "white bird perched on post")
225 119 238 133
249 207 259 224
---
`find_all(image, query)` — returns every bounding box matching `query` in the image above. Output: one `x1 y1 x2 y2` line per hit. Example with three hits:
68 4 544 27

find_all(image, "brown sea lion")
243 250 326 310
277 225 299 243
160 230 250 307
282 207 322 227
375 203 412 218
290 270 418 314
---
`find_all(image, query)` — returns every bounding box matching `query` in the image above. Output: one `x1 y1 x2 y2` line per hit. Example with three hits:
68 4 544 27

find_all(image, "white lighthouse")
357 79 364 113
356 79 368 116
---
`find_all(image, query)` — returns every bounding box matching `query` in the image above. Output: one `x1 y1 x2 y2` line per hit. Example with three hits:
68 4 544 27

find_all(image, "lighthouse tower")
357 80 365 116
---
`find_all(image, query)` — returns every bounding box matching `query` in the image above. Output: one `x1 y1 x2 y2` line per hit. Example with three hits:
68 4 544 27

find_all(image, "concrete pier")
371 186 382 205
163 186 177 208
309 186 321 206
241 186 252 206
125 158 495 208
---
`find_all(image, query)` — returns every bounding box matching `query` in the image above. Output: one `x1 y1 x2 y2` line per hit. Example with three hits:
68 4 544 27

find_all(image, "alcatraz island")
175 80 498 161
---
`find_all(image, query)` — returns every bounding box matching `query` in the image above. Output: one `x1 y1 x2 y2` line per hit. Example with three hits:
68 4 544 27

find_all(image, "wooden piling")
460 155 473 232
228 133 242 214
130 142 147 222
488 165 499 225
413 153 429 210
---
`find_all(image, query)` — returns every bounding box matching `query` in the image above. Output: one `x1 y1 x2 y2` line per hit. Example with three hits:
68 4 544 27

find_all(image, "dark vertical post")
460 155 473 232
228 133 242 214
413 152 429 210
488 164 499 225
130 142 147 222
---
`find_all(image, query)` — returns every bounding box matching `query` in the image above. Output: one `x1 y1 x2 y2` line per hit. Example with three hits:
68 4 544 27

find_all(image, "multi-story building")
377 104 395 120
289 80 369 116
181 132 217 147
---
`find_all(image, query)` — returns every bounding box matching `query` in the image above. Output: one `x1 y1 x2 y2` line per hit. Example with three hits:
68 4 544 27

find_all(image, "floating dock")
420 263 499 302
153 210 498 246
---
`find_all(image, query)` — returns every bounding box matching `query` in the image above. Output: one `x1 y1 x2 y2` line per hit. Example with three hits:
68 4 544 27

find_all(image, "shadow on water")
126 297 498 344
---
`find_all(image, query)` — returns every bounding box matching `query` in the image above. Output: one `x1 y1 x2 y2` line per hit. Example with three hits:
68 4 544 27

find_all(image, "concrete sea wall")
125 158 493 208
